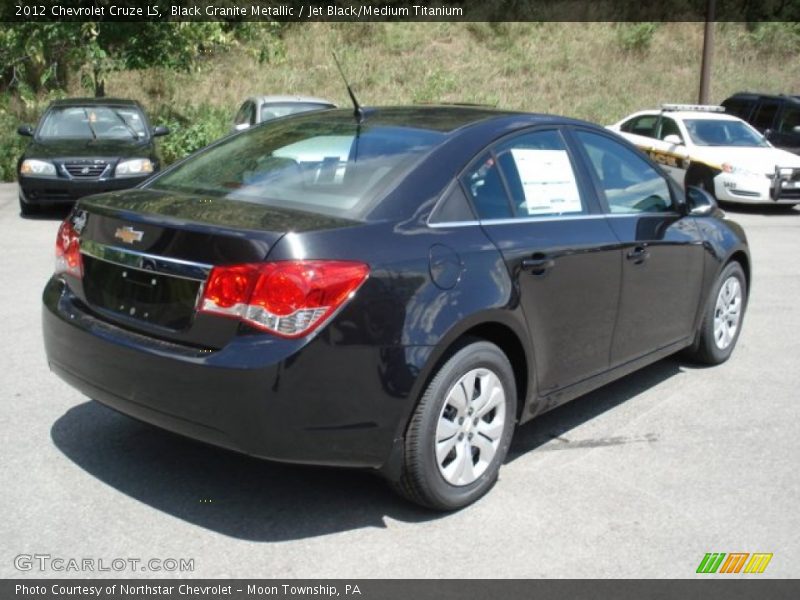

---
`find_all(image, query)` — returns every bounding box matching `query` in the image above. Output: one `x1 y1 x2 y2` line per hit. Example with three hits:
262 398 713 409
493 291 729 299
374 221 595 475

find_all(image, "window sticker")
510 148 582 215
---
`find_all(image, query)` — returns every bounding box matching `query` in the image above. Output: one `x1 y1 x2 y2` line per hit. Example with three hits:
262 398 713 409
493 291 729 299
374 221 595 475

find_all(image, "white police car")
609 104 800 206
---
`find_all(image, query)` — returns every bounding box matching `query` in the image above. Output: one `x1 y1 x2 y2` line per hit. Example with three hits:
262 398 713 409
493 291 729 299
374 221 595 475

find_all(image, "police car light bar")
661 103 726 113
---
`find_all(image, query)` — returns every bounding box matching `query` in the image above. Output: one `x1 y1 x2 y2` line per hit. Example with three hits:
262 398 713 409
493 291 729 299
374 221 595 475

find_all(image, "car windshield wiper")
110 108 140 139
82 108 97 140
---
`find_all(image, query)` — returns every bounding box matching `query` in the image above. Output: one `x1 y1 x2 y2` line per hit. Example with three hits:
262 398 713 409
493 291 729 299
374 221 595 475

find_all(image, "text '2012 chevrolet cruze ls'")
43 106 750 510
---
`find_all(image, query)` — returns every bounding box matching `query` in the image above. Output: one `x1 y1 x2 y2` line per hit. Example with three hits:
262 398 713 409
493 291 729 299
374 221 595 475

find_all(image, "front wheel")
686 261 747 365
391 340 517 510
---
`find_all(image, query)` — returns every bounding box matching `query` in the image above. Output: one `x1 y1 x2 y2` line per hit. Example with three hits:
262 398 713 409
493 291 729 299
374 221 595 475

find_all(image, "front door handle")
626 245 650 264
522 255 555 274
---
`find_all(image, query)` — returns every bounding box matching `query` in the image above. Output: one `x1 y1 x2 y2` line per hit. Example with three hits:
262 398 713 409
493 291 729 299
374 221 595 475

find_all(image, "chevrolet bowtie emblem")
115 226 144 244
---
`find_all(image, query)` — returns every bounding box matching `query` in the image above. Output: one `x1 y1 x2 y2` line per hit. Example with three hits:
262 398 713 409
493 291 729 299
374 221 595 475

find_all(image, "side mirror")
663 134 683 146
152 125 170 137
17 124 33 137
686 185 718 216
233 123 250 132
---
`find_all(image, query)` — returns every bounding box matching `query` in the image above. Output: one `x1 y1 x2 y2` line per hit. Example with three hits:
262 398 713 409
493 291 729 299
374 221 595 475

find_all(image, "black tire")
686 261 747 365
391 340 517 510
19 195 38 217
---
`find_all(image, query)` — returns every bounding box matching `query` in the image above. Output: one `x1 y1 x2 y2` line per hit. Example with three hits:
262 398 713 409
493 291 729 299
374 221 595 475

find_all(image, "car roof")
305 104 592 134
726 92 800 105
629 109 743 122
49 97 142 108
248 95 337 106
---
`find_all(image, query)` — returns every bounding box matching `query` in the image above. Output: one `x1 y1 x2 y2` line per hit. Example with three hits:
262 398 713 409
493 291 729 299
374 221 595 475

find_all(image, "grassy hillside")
2 22 798 180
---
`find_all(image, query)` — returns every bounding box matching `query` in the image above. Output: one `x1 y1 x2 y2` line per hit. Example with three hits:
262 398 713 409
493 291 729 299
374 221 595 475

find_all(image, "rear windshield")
38 106 148 140
148 114 445 219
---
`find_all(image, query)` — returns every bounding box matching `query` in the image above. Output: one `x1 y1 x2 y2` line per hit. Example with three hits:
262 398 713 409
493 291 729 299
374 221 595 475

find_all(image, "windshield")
683 119 768 147
38 106 148 140
259 102 334 122
147 113 445 219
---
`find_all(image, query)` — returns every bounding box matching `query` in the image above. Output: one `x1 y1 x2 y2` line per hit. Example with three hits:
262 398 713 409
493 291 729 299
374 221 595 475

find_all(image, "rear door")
461 128 622 394
571 129 705 366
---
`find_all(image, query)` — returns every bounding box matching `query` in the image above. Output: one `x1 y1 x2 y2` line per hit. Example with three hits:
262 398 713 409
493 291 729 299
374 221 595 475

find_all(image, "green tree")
1 22 238 97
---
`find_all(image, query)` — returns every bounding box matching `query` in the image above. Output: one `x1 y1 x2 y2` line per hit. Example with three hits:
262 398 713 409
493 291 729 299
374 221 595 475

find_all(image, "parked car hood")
25 138 152 159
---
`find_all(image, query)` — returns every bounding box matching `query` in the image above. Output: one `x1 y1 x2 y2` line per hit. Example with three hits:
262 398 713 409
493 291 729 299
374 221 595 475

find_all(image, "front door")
571 129 705 366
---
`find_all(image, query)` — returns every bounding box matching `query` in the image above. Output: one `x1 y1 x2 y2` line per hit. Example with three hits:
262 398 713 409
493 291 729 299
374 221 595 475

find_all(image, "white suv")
608 104 800 206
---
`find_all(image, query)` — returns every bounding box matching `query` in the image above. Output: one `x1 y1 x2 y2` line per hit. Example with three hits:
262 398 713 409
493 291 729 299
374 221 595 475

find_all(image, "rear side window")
575 131 673 214
461 130 586 220
621 115 658 138
461 154 513 220
723 98 753 120
494 130 585 217
752 101 780 130
234 102 254 126
259 102 333 122
149 114 445 220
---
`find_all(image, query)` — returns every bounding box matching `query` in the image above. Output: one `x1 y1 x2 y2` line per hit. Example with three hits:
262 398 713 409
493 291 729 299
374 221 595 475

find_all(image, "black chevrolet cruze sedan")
18 98 168 216
42 106 750 509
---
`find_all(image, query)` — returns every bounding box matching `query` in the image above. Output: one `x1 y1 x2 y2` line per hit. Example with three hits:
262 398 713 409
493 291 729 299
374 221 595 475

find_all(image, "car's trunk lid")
71 189 360 348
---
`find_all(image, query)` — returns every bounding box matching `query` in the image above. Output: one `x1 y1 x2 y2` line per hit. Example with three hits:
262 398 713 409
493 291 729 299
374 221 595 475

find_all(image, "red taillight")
199 260 370 338
54 219 82 278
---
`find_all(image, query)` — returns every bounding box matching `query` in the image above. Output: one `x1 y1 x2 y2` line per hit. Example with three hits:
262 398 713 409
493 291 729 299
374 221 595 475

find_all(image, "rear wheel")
686 261 747 365
391 340 517 510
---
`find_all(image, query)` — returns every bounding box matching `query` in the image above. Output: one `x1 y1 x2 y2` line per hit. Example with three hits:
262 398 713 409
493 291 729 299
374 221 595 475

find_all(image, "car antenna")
332 52 364 123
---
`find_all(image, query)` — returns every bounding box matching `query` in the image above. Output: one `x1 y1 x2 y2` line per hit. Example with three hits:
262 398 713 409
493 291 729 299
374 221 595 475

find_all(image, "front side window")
575 130 673 214
658 117 684 143
683 119 768 147
778 106 800 134
38 106 147 140
148 114 444 220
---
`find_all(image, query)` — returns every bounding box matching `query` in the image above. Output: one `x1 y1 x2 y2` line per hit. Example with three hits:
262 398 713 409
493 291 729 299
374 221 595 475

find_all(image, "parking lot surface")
1 182 798 578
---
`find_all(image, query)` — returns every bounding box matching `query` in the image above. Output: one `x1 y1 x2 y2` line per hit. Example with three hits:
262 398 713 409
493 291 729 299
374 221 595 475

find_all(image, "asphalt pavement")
1 182 798 578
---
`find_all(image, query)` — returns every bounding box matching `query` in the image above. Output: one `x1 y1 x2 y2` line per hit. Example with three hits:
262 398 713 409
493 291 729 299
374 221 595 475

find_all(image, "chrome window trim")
80 239 212 282
428 212 682 228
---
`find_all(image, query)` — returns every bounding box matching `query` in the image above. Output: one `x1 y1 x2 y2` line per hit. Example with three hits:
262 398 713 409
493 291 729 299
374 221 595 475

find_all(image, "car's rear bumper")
43 277 427 470
19 175 151 207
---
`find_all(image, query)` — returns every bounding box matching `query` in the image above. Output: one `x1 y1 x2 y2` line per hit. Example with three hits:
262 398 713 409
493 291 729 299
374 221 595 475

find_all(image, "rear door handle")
521 256 555 274
626 245 650 264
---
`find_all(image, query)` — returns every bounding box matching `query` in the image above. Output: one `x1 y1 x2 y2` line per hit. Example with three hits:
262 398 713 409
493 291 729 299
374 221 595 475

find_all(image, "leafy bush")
616 23 659 53
0 91 62 182
152 104 231 166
